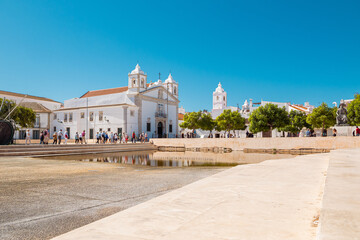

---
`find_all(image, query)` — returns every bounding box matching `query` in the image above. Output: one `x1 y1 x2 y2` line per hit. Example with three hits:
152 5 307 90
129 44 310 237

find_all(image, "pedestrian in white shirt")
58 129 63 144
25 129 31 145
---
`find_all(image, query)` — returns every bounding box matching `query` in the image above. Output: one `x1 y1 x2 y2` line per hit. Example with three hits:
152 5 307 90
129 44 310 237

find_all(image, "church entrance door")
158 122 163 138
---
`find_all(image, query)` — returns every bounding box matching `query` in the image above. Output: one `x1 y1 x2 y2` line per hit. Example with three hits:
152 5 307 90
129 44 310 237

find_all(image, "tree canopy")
306 102 336 130
198 112 216 132
279 110 311 134
179 111 201 130
0 98 36 128
347 94 360 126
249 103 289 134
215 109 246 135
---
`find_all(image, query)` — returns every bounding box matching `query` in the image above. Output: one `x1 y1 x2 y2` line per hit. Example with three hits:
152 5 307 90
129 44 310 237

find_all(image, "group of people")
95 131 148 144
52 129 74 144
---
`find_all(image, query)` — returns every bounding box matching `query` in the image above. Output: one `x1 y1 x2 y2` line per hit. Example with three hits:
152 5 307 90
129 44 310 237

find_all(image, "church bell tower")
213 82 227 110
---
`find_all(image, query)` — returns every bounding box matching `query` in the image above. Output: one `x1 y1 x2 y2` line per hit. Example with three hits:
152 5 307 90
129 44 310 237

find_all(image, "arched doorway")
157 122 163 138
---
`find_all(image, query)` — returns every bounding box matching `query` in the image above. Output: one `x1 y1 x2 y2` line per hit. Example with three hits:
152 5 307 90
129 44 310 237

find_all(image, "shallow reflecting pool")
41 151 296 168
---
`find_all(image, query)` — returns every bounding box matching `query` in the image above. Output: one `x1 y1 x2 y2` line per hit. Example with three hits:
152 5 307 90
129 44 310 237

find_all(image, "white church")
52 64 180 139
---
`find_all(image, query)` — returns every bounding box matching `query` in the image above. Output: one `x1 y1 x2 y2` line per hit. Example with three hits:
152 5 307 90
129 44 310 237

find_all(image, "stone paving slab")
318 149 360 240
53 153 330 240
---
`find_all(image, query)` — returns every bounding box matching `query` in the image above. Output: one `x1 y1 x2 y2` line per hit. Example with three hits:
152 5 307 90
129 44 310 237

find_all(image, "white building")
211 82 239 119
52 64 180 139
0 90 62 139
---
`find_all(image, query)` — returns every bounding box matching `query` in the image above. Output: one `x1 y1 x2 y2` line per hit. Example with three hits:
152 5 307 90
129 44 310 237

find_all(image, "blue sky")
0 0 359 111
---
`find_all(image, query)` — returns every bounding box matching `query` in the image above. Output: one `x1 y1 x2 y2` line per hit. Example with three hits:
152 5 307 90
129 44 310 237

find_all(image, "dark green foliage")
249 103 289 133
306 102 336 131
0 98 36 128
179 111 201 131
347 94 360 126
279 110 311 134
198 112 216 132
215 109 246 135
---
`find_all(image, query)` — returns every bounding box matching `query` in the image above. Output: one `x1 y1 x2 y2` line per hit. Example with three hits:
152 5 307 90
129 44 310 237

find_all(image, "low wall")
150 136 360 151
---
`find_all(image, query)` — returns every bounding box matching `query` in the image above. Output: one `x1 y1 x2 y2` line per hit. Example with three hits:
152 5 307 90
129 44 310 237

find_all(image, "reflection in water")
41 151 297 168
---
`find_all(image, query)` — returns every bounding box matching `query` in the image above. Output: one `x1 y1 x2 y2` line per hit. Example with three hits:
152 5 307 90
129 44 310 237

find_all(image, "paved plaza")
53 149 360 240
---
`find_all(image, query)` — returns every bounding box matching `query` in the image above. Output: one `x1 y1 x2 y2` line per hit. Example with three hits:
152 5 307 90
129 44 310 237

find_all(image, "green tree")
306 102 336 131
0 98 36 128
347 94 360 126
215 110 246 136
249 103 289 135
279 110 311 135
198 112 216 136
179 111 201 132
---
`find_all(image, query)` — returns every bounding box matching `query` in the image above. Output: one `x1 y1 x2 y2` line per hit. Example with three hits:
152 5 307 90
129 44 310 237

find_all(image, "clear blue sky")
0 0 359 111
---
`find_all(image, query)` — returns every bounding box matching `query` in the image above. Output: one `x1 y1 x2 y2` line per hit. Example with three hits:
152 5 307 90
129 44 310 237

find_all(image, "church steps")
0 144 157 156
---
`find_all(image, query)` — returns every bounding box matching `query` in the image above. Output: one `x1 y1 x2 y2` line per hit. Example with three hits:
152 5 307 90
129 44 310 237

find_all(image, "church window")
169 124 173 133
141 79 144 87
130 110 135 117
217 96 219 101
53 113 57 120
174 86 177 95
223 96 226 101
69 113 73 122
80 112 85 119
132 78 136 86
147 122 151 131
108 128 111 132
99 111 103 121
89 112 94 121
64 113 68 122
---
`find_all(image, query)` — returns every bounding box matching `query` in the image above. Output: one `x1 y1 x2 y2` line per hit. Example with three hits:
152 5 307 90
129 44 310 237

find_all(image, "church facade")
52 64 180 139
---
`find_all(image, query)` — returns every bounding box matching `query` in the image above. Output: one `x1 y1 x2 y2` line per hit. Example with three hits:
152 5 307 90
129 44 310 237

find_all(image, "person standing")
132 131 136 143
356 126 360 136
25 129 31 145
40 131 44 144
333 128 337 137
53 131 57 144
58 129 63 144
64 131 69 144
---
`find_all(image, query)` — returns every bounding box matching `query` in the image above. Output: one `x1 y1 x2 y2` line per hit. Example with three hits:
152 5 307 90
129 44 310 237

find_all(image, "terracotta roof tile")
178 113 184 120
0 90 61 103
80 87 129 98
19 102 52 113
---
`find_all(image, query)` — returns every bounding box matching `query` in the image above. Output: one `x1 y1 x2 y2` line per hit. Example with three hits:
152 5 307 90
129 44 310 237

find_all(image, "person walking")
96 132 99 144
75 132 79 144
52 131 57 144
82 130 87 144
44 129 49 144
110 132 114 143
58 129 63 144
25 129 31 145
356 126 360 136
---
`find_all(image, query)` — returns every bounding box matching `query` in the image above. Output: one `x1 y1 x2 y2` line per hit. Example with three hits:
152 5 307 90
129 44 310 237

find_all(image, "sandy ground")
0 157 226 240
